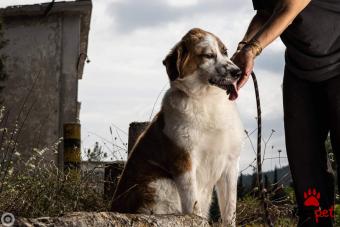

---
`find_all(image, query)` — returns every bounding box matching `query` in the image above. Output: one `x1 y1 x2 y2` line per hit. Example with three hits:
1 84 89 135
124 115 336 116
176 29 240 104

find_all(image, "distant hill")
240 165 292 189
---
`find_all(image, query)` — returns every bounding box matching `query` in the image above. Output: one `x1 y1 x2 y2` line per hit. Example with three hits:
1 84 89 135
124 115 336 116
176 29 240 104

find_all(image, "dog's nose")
230 68 242 79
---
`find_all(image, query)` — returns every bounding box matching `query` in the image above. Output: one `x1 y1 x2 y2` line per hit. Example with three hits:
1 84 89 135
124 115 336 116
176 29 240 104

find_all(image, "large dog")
111 28 243 226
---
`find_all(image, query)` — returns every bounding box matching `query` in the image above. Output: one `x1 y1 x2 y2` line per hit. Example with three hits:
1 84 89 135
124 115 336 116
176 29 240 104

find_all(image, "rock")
15 212 211 227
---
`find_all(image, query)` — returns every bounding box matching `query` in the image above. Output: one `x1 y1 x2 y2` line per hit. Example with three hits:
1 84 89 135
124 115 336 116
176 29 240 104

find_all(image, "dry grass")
0 150 109 218
235 195 297 226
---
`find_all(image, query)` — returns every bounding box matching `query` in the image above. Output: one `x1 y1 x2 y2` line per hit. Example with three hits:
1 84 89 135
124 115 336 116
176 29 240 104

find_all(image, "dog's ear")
162 41 187 81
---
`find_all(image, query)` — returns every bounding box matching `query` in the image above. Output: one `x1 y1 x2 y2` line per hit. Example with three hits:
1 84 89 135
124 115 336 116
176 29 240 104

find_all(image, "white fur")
139 179 182 214
148 33 243 226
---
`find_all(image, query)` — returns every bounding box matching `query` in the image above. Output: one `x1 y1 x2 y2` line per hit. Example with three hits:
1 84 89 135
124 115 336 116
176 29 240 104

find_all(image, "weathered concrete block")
0 0 92 170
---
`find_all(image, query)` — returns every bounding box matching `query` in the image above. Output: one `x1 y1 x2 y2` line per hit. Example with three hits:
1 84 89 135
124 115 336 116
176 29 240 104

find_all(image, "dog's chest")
195 128 240 183
163 90 241 146
162 90 242 181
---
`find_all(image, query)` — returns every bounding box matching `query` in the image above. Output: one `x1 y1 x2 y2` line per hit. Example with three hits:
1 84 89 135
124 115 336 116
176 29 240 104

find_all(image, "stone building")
0 0 92 169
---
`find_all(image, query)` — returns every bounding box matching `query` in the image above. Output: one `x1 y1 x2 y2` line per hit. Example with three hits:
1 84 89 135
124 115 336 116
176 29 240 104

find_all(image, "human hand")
231 48 256 90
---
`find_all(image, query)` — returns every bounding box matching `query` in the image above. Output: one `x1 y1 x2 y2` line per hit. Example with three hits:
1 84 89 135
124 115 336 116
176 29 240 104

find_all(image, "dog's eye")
201 53 216 59
222 49 228 56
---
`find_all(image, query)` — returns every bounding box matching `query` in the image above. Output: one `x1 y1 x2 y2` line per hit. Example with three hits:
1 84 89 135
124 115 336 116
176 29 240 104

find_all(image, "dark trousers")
283 67 340 226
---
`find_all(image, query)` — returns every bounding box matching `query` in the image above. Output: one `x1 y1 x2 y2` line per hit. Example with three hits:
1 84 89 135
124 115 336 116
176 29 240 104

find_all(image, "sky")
0 0 288 174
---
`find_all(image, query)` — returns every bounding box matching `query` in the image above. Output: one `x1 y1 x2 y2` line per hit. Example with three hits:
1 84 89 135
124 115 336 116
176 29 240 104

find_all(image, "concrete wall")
0 12 83 169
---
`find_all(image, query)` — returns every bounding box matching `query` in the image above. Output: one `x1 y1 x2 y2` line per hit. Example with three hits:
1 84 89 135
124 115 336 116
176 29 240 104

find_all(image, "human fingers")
237 59 253 90
237 73 251 90
233 45 256 90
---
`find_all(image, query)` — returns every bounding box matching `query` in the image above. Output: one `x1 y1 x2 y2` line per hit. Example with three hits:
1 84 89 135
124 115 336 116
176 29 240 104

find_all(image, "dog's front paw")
222 213 236 227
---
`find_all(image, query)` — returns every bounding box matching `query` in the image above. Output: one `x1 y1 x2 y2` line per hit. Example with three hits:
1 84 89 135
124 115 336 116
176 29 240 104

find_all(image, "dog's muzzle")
209 68 242 101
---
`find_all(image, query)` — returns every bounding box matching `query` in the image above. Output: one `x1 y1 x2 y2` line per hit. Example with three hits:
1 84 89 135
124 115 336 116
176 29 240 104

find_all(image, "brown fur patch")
163 28 208 81
110 112 192 213
163 28 228 81
178 28 206 78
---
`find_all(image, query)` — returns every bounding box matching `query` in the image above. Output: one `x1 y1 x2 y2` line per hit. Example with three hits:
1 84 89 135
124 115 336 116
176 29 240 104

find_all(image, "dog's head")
163 28 241 100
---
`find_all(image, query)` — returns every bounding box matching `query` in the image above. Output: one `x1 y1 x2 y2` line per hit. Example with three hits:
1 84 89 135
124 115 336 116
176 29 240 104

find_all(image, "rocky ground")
15 212 211 227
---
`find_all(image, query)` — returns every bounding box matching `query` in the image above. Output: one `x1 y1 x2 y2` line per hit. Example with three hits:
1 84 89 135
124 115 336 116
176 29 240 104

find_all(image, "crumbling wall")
0 10 83 168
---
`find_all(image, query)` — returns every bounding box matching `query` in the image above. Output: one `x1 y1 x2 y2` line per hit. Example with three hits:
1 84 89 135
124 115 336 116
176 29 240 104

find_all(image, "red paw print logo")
304 188 320 207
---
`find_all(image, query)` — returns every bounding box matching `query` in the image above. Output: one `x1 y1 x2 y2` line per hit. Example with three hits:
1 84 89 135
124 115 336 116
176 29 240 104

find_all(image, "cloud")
90 0 287 174
107 0 249 33
256 48 285 74
0 0 289 174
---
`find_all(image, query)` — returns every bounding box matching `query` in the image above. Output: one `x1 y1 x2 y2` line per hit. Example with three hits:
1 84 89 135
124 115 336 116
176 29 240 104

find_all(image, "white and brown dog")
111 28 243 226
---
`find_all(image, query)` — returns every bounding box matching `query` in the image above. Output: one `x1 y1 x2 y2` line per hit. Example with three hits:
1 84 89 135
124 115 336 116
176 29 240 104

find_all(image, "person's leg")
324 75 340 196
283 68 334 226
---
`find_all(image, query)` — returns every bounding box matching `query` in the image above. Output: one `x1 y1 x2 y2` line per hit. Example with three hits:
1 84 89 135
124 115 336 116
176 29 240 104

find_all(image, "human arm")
232 0 311 90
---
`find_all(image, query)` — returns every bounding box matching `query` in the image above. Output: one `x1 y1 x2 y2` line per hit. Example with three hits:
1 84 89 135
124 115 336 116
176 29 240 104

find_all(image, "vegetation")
0 95 108 218
85 141 108 162
0 135 109 217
